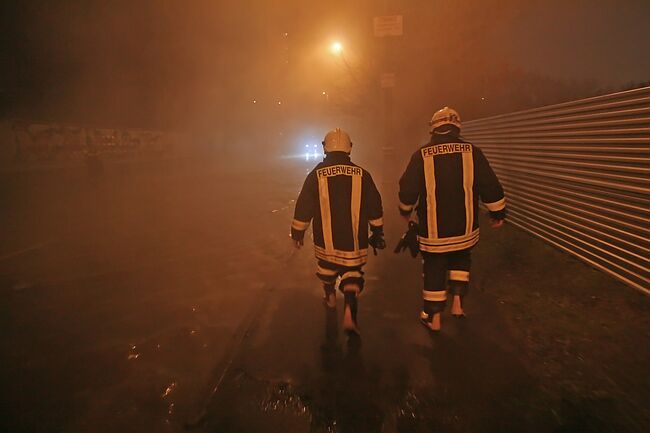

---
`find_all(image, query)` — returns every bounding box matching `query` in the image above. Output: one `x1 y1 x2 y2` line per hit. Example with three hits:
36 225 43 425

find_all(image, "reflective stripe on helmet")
430 107 461 132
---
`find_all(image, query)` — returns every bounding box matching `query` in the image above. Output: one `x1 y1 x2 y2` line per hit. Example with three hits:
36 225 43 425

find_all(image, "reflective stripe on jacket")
398 133 505 253
292 152 383 266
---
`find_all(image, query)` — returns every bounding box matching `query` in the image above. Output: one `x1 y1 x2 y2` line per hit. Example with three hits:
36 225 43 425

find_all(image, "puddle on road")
202 367 387 432
198 315 432 433
195 298 552 433
161 382 177 398
199 363 482 433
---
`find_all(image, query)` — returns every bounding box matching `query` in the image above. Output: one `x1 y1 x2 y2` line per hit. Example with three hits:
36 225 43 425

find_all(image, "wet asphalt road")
193 205 544 433
1 159 647 433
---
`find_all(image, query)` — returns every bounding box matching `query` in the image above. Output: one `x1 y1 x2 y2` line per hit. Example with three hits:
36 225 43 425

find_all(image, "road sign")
380 72 396 88
373 15 403 37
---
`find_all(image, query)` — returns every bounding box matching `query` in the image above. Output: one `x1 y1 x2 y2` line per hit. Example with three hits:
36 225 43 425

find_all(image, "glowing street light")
330 41 343 56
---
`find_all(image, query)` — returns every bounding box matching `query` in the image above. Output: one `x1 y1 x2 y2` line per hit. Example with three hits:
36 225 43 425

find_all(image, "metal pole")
382 73 394 183
380 0 395 185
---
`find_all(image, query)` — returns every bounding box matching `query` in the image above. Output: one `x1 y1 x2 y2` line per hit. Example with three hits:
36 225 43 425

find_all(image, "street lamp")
330 41 343 56
327 40 362 88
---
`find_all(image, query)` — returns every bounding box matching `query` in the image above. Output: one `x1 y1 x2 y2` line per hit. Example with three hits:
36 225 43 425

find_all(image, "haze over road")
1 159 648 433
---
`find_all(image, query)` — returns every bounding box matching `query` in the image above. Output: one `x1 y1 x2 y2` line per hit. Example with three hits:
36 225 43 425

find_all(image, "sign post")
373 14 402 184
373 15 403 38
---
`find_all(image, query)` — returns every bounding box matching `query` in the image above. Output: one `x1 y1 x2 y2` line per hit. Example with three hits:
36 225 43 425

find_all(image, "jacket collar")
323 151 352 163
430 132 464 144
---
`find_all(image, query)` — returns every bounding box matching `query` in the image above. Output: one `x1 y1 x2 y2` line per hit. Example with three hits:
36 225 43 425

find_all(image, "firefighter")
291 128 385 335
398 107 506 332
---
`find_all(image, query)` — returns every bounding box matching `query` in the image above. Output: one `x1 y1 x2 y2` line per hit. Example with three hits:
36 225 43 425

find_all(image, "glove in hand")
368 232 386 255
394 221 419 258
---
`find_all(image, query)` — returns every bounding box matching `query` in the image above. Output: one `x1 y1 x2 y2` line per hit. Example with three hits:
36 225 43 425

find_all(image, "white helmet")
322 128 352 153
429 106 461 133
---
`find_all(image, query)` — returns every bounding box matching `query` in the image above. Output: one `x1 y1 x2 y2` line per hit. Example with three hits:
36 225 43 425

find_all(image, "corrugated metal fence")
463 86 650 294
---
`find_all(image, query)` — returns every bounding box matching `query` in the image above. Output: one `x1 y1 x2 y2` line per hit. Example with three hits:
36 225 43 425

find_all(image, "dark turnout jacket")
398 132 505 253
291 152 383 266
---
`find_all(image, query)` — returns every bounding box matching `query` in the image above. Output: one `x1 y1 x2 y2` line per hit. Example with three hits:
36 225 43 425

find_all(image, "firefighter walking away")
398 107 506 332
291 128 385 336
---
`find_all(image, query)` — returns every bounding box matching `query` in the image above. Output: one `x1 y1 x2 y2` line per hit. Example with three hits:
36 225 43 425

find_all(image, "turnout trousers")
422 248 471 314
316 260 365 295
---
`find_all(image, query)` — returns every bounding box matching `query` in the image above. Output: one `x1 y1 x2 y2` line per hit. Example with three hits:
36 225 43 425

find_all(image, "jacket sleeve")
474 147 506 220
291 171 317 241
363 171 384 234
398 151 422 217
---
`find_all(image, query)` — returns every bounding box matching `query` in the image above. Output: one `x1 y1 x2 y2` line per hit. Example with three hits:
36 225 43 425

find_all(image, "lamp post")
330 41 343 56
328 39 364 92
374 11 403 183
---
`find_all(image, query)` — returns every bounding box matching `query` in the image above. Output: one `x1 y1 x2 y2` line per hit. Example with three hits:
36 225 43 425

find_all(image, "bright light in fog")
303 144 322 161
279 129 325 162
330 41 343 55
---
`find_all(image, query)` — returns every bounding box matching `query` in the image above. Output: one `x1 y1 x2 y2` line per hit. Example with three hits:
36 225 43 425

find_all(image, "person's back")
401 127 505 252
291 128 384 335
398 107 506 331
294 151 382 265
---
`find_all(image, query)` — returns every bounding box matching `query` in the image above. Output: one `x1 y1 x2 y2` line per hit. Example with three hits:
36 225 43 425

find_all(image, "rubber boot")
451 294 465 317
342 288 360 336
323 284 336 309
420 310 441 332
324 291 336 309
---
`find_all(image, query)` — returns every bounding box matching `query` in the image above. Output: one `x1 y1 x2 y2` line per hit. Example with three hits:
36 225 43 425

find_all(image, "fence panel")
463 86 650 294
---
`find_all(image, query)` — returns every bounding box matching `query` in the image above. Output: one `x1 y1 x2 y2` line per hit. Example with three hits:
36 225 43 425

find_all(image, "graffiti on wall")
11 120 170 162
